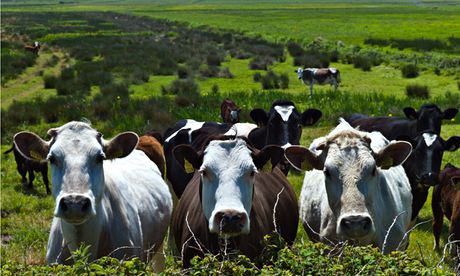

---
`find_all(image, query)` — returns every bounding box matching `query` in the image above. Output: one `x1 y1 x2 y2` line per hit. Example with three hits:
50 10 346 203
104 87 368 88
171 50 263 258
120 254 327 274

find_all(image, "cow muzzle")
56 194 93 224
339 215 373 239
213 209 248 236
419 172 438 186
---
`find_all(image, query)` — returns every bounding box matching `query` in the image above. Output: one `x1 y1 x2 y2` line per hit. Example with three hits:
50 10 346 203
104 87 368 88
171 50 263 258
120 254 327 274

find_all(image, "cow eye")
48 155 56 164
372 166 377 176
96 154 104 164
324 168 330 177
250 170 256 177
201 170 208 177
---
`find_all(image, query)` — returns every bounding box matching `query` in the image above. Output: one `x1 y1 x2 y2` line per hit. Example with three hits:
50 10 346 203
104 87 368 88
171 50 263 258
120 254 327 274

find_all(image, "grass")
1 2 460 272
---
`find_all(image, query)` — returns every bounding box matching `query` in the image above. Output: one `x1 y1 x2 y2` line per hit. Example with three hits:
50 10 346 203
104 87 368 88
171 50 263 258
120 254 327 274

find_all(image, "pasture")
1 0 460 274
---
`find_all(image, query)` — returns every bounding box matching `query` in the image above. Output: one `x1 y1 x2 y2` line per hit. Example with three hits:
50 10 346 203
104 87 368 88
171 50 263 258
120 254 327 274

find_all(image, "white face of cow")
296 68 303 79
285 122 412 243
13 122 138 225
200 139 257 236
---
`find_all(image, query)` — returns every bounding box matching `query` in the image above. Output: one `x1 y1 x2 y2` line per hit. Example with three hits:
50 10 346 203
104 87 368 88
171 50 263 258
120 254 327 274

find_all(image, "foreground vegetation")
1 1 460 274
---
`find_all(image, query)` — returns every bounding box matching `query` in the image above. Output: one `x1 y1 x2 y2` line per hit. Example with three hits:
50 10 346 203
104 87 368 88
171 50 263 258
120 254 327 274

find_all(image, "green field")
1 0 460 273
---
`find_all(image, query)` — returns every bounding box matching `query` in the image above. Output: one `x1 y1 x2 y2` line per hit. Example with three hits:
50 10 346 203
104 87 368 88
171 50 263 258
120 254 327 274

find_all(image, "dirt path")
1 50 67 108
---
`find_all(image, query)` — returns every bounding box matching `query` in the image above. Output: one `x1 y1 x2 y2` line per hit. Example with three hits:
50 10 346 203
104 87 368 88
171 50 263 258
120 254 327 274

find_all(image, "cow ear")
284 145 323 171
403 107 418 120
173 145 202 173
250 109 268 126
252 145 284 172
375 141 412 169
443 108 458 120
301 108 322 126
103 132 139 159
13 131 50 161
444 136 460 152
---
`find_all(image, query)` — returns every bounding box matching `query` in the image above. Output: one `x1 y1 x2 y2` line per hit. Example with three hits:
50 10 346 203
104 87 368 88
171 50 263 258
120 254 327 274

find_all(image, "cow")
24 41 41 55
285 119 413 253
348 104 460 222
4 144 50 194
296 67 340 97
348 104 458 139
136 131 165 178
248 100 322 174
220 98 241 124
432 163 460 257
12 121 172 271
171 136 299 267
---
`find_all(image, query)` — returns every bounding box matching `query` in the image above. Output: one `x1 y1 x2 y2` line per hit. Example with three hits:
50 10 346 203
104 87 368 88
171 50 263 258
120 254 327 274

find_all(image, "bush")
286 41 304 57
177 65 188 79
406 84 430 99
279 73 289 89
353 55 372 71
401 64 419 78
43 71 57 89
249 56 273 70
261 70 280 89
253 72 262 82
60 66 75 80
218 67 234 79
199 65 219 78
211 83 219 94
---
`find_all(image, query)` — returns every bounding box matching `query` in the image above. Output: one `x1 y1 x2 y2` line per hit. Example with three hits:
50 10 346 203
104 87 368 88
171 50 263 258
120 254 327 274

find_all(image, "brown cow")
24 41 41 55
171 136 298 267
432 163 460 256
220 98 241 124
136 131 165 178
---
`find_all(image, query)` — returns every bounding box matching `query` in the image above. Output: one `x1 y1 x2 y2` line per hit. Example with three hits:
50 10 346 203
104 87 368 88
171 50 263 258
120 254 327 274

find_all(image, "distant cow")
13 122 172 271
296 67 340 97
285 120 413 252
4 144 50 194
348 104 460 222
432 163 460 255
220 99 241 124
136 131 165 178
248 100 322 174
24 41 41 55
172 137 298 267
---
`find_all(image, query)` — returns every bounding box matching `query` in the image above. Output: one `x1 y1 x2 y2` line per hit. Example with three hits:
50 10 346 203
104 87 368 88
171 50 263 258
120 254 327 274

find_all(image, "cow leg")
14 154 28 184
309 82 313 98
42 166 51 195
449 201 460 258
27 167 35 190
47 218 71 264
150 242 165 273
431 186 444 250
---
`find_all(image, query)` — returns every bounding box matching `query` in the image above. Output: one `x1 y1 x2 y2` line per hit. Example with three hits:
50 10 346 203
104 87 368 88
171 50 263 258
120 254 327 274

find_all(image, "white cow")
284 119 413 253
13 121 172 271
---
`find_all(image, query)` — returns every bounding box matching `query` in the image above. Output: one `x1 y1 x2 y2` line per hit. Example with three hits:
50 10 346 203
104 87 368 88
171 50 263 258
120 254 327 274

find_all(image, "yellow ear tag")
379 157 393 169
30 150 43 160
113 148 124 159
260 161 272 172
184 159 195 174
300 160 311 171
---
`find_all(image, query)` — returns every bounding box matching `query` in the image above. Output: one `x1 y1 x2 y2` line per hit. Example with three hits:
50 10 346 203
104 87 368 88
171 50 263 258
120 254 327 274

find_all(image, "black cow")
296 68 340 97
248 100 321 174
348 104 460 222
4 144 50 194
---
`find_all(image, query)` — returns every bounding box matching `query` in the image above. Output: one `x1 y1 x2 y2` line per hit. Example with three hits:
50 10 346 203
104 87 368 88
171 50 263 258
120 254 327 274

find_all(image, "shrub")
279 73 289 89
286 41 304 57
43 71 57 89
211 83 219 94
353 55 372 71
253 72 262 82
293 54 329 68
60 66 75 80
261 70 280 89
401 64 419 78
249 56 273 70
406 84 430 99
199 65 219 78
177 65 188 79
218 67 233 79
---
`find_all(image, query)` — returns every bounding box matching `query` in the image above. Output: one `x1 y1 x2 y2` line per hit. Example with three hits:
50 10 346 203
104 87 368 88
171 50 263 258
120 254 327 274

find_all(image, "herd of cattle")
5 99 460 270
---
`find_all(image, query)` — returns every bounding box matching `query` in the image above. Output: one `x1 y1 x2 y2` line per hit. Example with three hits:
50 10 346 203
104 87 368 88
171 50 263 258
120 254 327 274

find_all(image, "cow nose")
58 195 92 223
340 215 372 238
420 172 438 186
214 210 247 234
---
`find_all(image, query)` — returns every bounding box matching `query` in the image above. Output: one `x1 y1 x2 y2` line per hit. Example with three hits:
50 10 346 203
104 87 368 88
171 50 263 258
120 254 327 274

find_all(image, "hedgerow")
2 234 451 275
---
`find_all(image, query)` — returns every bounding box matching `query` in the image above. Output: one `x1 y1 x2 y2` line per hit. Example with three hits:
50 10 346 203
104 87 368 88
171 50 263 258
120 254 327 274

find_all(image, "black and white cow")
296 67 340 97
348 104 460 223
248 100 322 175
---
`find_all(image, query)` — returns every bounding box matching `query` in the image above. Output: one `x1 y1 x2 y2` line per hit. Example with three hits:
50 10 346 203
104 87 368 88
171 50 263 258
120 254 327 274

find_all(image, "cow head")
285 124 412 243
400 133 460 186
13 121 138 225
296 68 304 79
403 104 458 134
173 137 283 237
249 100 322 148
221 99 241 124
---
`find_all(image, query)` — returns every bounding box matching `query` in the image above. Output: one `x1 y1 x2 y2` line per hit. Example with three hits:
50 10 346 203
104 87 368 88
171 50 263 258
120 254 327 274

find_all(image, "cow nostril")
59 198 68 212
81 198 91 212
